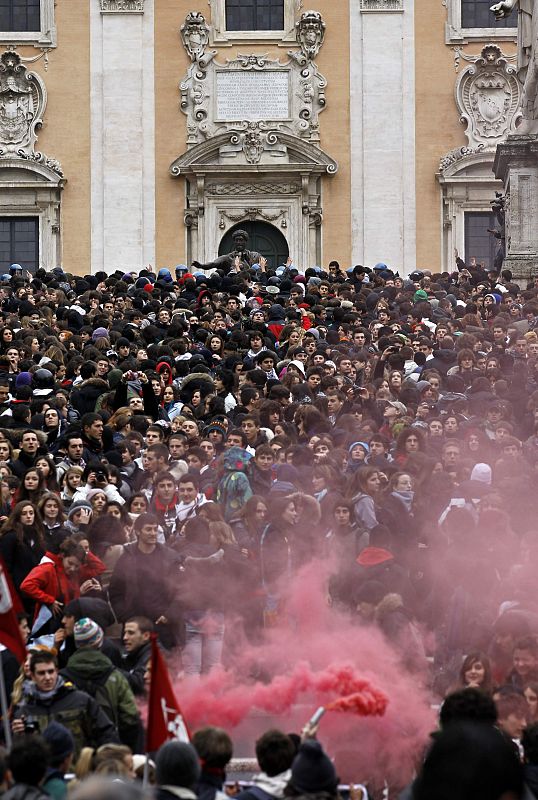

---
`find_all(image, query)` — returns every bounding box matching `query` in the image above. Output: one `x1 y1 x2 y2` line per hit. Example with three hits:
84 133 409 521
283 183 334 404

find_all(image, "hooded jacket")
20 551 105 612
69 378 110 416
12 675 118 758
61 648 140 751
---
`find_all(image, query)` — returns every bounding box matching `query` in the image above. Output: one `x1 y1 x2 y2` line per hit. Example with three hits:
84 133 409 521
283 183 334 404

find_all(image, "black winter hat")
43 721 75 763
156 741 201 789
291 740 338 794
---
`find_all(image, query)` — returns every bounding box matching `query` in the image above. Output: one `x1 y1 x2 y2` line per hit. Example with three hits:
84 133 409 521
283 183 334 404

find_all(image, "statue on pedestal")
491 0 538 133
191 229 262 274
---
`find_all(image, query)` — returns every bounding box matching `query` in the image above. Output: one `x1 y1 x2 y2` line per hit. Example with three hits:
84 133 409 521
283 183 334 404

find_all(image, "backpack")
62 665 117 726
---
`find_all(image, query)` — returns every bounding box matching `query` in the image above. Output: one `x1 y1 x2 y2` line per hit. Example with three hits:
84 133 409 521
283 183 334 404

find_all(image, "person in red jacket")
20 537 105 625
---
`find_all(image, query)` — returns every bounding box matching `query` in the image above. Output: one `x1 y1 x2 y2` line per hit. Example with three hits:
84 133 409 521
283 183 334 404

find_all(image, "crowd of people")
1 253 538 797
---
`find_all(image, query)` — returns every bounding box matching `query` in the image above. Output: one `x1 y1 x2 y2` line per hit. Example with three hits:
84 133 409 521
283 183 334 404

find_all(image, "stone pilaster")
494 135 538 284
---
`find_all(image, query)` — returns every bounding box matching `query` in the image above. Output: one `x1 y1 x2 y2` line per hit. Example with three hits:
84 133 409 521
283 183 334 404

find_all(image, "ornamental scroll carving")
295 11 325 62
180 12 211 62
100 0 144 11
178 9 328 160
455 45 521 148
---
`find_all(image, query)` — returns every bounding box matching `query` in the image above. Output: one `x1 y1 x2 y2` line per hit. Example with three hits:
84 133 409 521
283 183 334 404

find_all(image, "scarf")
391 490 414 513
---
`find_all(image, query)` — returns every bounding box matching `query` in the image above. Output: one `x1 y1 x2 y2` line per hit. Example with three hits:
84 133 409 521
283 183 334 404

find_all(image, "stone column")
494 136 538 284
90 0 155 274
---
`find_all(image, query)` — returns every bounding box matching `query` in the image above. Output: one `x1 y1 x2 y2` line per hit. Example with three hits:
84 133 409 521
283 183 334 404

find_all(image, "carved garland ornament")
100 0 144 10
360 0 403 9
206 183 301 195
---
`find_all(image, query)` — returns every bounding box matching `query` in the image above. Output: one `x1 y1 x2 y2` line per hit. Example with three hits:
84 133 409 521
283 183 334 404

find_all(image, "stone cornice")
494 135 538 180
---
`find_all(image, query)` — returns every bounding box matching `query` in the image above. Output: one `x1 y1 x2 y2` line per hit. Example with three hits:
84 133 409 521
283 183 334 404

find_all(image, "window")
210 0 295 43
0 0 55 47
0 0 39 31
464 211 497 270
225 0 284 31
445 0 516 44
461 0 512 28
0 217 38 274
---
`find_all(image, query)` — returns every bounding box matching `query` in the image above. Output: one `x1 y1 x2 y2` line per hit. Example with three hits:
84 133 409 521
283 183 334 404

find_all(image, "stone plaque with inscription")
216 71 290 121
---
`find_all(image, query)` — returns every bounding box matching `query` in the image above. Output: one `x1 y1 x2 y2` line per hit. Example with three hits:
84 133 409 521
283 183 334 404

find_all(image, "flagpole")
142 753 149 788
0 660 12 749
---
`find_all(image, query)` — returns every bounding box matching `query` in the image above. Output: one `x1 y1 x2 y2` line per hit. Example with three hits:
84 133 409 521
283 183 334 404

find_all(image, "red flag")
146 634 190 751
0 563 26 663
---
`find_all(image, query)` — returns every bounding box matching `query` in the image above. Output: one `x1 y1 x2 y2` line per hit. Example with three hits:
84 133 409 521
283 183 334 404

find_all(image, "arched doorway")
218 221 289 270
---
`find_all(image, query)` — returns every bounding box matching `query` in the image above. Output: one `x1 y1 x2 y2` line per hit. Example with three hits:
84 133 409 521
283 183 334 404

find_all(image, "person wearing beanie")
65 499 93 534
61 618 142 752
55 598 121 670
289 739 339 796
42 722 75 800
156 741 201 800
92 326 109 342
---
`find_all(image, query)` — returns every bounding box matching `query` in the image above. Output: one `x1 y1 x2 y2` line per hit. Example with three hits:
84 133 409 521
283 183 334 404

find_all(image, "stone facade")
0 0 521 274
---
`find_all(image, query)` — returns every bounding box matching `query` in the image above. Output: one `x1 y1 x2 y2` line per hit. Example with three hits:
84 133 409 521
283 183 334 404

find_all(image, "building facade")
0 0 521 275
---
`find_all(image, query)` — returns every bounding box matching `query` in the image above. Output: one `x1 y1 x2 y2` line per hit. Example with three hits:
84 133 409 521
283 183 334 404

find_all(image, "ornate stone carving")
0 51 46 158
180 12 210 62
219 208 286 225
455 45 521 148
295 11 325 62
206 182 301 195
179 51 329 150
438 144 485 173
17 150 63 175
360 0 403 10
100 0 144 10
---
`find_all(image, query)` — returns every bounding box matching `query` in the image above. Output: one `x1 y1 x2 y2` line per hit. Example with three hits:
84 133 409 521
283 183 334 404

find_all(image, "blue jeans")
182 611 225 676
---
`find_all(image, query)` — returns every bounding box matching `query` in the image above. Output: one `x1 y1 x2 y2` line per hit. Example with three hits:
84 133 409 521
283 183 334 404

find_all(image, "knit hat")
67 500 93 521
386 400 407 415
156 741 201 790
205 420 227 438
413 289 428 302
92 327 109 341
74 618 104 650
288 359 306 376
349 441 369 454
43 722 75 764
470 463 492 485
15 372 32 388
86 488 107 503
291 740 338 794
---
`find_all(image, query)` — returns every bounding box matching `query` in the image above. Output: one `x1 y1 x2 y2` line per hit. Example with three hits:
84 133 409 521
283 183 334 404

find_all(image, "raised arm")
490 0 519 19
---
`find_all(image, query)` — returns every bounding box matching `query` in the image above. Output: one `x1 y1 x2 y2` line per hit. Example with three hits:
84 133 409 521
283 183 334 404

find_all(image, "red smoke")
180 662 387 727
325 687 388 717
175 559 435 788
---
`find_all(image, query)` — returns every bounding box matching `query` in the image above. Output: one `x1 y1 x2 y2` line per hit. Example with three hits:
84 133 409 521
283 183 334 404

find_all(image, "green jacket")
61 649 140 751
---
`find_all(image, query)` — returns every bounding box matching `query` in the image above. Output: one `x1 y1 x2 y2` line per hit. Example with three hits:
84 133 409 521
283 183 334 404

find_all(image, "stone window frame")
209 0 298 45
444 0 516 44
0 0 56 48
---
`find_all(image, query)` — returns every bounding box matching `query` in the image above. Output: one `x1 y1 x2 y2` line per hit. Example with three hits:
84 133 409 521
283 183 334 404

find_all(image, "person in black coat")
155 741 200 800
109 513 183 650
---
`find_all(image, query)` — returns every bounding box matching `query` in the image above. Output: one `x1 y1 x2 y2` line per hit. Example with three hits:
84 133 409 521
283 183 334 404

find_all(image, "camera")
95 469 107 483
24 716 40 734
